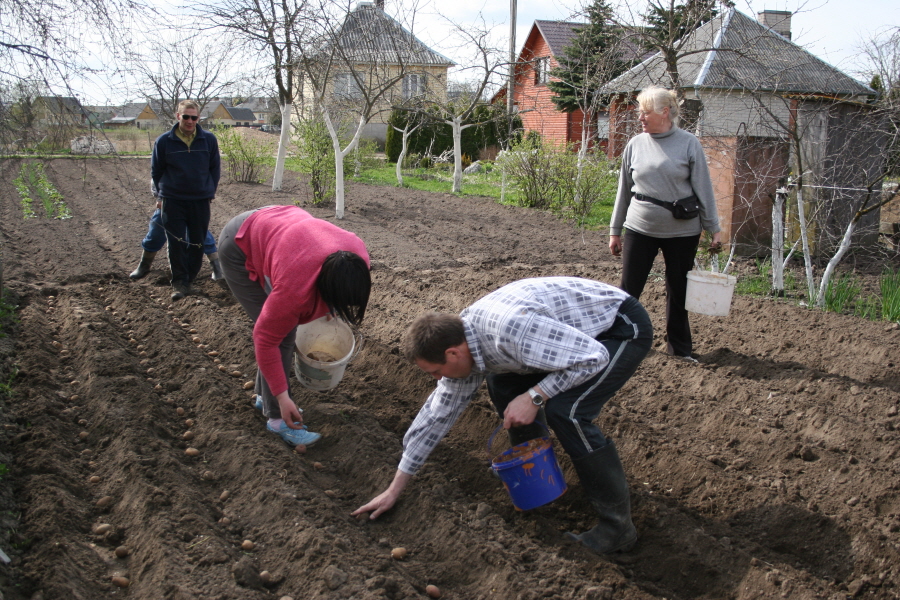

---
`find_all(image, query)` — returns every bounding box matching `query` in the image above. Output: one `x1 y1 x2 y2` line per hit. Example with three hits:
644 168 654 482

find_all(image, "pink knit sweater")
235 206 370 396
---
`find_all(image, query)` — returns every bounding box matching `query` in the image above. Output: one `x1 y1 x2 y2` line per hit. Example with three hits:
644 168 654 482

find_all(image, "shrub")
881 266 900 322
293 118 337 204
216 127 273 183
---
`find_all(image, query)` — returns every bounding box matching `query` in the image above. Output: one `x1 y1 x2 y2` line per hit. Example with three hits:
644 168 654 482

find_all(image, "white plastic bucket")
685 270 737 317
292 316 359 391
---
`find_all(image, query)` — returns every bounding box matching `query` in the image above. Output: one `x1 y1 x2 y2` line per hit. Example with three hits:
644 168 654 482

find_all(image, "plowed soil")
0 156 899 600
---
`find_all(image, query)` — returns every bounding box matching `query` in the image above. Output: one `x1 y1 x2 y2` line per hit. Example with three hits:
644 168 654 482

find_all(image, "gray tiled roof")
226 107 256 121
602 9 874 97
329 2 454 66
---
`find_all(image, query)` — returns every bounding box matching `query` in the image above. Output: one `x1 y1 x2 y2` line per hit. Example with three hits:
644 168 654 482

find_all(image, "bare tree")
128 34 242 121
296 0 433 217
411 18 506 194
195 0 310 191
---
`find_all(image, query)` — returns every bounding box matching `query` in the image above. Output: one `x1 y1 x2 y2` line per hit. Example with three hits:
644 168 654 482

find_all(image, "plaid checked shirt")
398 277 630 475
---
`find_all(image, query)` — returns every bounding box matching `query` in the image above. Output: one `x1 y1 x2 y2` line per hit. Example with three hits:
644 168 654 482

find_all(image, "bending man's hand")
503 392 541 429
352 470 411 520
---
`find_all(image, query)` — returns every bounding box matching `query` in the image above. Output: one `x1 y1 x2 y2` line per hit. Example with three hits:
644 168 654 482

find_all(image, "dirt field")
0 156 899 600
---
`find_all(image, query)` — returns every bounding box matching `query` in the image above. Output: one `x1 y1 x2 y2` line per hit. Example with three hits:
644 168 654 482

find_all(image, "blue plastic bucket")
489 424 567 511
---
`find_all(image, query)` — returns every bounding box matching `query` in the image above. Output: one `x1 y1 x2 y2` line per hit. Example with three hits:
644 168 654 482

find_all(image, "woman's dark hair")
317 251 371 327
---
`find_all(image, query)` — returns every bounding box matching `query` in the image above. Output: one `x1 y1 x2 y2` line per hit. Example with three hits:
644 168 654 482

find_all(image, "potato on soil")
426 584 441 598
219 490 230 501
294 444 307 454
243 381 254 390
185 448 200 457
96 496 114 508
89 475 101 484
183 431 194 441
241 540 255 551
115 546 130 558
391 547 407 560
313 462 324 470
111 576 130 588
176 407 185 416
93 523 113 534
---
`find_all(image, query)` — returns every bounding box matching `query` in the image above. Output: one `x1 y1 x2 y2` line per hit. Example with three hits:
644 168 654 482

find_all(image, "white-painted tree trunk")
323 108 366 219
394 124 417 187
795 185 816 304
450 116 463 194
815 218 857 308
771 187 786 293
271 102 292 191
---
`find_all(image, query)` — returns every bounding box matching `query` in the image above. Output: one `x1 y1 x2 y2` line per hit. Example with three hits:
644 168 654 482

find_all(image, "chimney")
375 0 384 8
757 10 791 40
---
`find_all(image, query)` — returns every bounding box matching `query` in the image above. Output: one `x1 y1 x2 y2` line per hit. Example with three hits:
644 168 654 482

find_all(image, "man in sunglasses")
151 99 221 300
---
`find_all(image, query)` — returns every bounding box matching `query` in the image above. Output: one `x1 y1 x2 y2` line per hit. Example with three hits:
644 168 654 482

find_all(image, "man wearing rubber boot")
353 277 652 555
151 99 220 301
130 180 225 283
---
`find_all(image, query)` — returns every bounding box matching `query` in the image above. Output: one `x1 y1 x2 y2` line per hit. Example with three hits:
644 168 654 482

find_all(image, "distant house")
297 0 454 144
33 96 89 127
104 103 165 129
601 9 881 254
235 97 278 126
504 20 586 148
498 20 647 149
203 102 257 127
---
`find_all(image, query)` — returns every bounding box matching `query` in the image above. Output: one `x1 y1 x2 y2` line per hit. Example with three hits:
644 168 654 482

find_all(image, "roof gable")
603 9 873 97
533 20 582 58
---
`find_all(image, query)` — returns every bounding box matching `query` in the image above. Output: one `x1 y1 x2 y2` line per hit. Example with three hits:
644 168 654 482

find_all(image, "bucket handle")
349 328 365 361
487 420 551 458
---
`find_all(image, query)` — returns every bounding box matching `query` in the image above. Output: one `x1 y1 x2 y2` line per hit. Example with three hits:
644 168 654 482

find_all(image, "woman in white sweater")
608 87 721 361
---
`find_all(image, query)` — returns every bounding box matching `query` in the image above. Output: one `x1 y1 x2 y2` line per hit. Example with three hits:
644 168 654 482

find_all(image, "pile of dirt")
0 156 898 600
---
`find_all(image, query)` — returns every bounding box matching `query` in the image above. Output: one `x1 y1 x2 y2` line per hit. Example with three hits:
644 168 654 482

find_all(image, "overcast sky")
418 0 899 80
76 0 898 104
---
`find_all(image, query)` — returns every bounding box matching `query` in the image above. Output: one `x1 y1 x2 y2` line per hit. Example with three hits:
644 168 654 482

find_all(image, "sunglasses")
180 114 199 121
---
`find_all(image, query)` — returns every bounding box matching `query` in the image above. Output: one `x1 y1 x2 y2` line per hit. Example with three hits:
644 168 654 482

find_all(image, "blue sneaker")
253 395 263 411
266 422 322 447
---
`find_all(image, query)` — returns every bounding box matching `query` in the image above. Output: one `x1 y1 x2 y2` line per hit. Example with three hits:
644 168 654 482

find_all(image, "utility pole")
507 0 517 116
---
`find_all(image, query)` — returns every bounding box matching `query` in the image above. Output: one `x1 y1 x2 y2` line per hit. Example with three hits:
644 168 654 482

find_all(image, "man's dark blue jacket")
151 123 221 202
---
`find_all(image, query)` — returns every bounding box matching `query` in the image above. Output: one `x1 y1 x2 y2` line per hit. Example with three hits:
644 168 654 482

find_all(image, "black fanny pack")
635 193 700 220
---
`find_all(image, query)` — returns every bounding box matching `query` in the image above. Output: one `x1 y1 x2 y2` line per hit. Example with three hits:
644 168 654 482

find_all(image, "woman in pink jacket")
218 205 371 446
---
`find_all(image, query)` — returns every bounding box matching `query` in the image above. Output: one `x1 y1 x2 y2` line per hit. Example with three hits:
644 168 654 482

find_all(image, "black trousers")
161 197 211 286
486 297 652 460
620 228 699 357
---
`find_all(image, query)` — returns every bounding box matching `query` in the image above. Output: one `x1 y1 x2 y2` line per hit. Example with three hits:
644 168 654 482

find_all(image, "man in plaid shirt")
354 277 653 554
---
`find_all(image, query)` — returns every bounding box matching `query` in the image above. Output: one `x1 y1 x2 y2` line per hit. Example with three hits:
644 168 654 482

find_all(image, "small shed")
602 9 881 255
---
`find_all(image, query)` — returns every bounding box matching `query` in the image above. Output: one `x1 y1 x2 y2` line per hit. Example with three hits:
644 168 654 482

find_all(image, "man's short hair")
177 99 200 115
401 312 465 364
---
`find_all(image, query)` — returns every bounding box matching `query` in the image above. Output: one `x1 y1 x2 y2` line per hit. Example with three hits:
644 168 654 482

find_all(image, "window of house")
403 73 426 99
333 73 363 99
534 57 550 85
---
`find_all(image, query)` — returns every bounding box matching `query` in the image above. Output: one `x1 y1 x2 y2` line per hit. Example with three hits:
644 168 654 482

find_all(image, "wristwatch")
527 388 545 407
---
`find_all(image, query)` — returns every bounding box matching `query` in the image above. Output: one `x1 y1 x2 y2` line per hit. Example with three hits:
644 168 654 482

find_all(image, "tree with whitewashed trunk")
196 0 310 192
413 20 506 194
297 0 434 218
390 107 425 187
748 92 897 307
